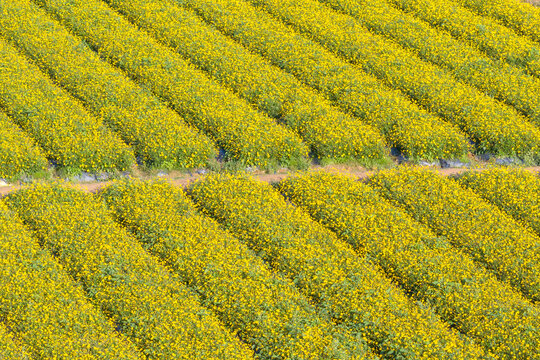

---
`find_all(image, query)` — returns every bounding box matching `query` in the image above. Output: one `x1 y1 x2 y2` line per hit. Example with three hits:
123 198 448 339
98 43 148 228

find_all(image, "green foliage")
32 0 308 168
102 179 373 360
6 184 254 359
0 200 143 359
188 173 485 359
0 0 217 170
0 38 135 173
181 0 470 161
279 171 539 359
370 167 540 303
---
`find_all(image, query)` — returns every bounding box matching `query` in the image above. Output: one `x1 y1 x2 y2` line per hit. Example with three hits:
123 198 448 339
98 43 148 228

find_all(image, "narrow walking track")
1 165 539 196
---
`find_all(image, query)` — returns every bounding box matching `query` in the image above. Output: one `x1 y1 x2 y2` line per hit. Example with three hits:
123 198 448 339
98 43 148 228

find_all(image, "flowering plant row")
0 200 142 359
453 0 540 44
103 0 387 164
102 179 373 360
0 110 48 181
188 174 485 359
0 325 31 359
0 38 135 173
458 168 540 236
244 0 540 157
184 0 470 161
278 171 539 359
387 0 540 79
319 0 540 125
6 184 254 359
0 0 216 170
369 167 540 303
33 0 308 168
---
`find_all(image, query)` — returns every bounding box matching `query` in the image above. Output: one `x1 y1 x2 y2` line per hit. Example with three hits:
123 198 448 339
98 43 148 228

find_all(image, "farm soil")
1 165 539 197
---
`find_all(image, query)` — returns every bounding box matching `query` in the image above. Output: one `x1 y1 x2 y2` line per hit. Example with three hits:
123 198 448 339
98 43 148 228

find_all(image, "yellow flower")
370 166 540 302
279 170 539 359
0 0 217 170
188 173 485 359
459 167 540 235
0 37 135 173
6 184 254 359
31 0 308 168
101 179 374 360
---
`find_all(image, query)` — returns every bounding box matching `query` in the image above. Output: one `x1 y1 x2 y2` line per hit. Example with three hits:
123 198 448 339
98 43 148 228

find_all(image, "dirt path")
1 165 539 196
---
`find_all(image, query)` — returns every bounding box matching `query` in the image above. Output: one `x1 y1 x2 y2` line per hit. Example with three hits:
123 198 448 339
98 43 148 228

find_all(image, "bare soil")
1 165 539 197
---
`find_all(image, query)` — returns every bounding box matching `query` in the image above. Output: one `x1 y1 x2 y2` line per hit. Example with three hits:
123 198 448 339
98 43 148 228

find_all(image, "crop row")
0 324 31 359
182 0 470 161
102 0 386 164
278 171 539 359
244 0 540 157
458 168 540 236
188 174 485 359
0 109 48 181
0 37 134 173
453 0 540 44
369 167 540 302
0 0 217 170
101 180 374 359
0 199 143 358
6 184 254 359
33 0 308 168
319 0 540 125
387 0 540 79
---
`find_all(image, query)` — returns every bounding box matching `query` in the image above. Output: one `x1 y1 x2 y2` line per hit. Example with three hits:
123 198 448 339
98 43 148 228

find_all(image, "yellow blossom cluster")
319 0 540 125
101 179 374 360
369 167 540 303
188 174 485 359
458 167 540 235
33 0 308 168
243 0 540 157
100 0 387 164
0 199 143 359
278 171 539 359
453 0 540 44
0 38 135 173
387 0 540 79
0 0 216 170
0 324 31 359
6 184 254 360
183 0 470 161
0 110 48 181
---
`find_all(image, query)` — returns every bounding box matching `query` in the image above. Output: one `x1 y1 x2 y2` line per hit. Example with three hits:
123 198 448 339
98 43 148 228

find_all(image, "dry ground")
1 165 539 196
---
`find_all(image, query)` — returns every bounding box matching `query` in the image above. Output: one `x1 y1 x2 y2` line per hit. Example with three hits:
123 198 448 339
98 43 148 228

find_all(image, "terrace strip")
0 200 143 359
102 0 387 165
6 184 255 360
187 174 486 359
318 0 540 126
369 167 540 303
453 0 540 44
178 0 470 161
458 167 540 236
101 180 377 360
31 0 308 169
0 38 135 173
241 0 540 157
0 0 217 170
0 325 32 359
0 109 48 181
1 165 539 197
386 0 540 79
278 171 539 359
